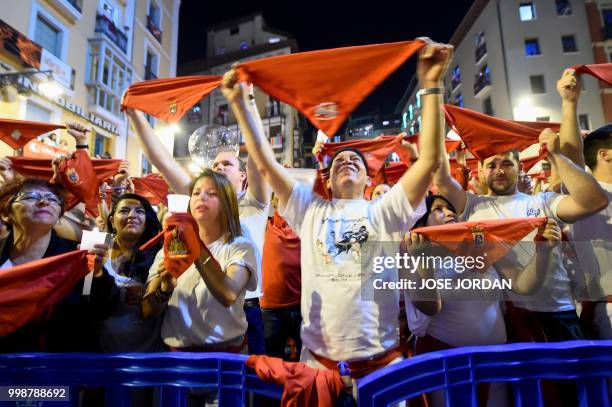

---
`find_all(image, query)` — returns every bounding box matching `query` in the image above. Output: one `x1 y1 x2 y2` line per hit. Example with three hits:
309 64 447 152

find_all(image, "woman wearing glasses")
0 179 119 352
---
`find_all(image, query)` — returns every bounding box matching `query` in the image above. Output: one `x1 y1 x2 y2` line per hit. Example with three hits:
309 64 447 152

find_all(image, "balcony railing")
474 72 491 97
95 14 128 53
147 15 163 44
66 0 81 12
475 43 487 63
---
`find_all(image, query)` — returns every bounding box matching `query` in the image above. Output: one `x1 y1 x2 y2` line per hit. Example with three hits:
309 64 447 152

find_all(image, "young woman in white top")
142 169 258 352
404 194 561 407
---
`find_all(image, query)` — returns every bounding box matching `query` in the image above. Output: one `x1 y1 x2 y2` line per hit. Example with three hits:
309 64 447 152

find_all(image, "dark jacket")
0 231 120 353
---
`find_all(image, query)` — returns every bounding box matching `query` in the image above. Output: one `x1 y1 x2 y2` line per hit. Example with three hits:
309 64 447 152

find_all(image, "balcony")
95 14 128 54
474 71 491 98
147 15 163 44
475 43 487 63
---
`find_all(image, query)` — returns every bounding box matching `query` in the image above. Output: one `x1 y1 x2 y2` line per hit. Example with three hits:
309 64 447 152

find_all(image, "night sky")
178 0 475 116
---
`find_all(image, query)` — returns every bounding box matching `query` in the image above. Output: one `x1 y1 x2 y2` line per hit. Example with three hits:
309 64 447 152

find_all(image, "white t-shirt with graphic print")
148 235 259 348
280 182 426 362
461 191 574 312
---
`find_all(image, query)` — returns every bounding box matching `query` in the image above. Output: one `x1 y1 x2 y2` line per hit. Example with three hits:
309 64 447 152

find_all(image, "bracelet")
196 256 212 269
154 286 172 303
417 86 445 96
76 144 89 149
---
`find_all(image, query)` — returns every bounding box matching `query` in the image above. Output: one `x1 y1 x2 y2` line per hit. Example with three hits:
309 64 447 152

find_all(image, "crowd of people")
0 40 610 406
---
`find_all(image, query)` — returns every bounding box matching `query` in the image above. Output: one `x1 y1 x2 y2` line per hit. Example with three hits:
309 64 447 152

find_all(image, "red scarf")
572 63 612 86
0 119 65 149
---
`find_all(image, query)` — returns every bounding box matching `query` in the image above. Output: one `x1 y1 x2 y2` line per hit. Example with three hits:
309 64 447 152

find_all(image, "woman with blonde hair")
142 169 258 354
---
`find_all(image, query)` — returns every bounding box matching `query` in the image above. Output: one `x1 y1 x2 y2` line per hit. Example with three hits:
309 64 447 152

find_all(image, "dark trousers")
261 305 302 361
244 298 266 355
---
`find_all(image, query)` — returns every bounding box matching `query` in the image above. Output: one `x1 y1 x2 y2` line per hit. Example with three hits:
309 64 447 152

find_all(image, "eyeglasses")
13 192 62 206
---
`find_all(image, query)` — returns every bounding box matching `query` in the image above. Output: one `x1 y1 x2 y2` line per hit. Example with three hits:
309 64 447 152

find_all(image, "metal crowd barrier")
1 340 611 406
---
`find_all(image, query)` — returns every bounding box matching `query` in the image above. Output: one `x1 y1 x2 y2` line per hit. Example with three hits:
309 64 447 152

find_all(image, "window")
101 1 116 23
141 154 152 175
578 114 590 131
94 133 109 157
530 74 546 94
519 2 536 21
605 9 612 40
455 94 464 107
483 97 493 116
86 40 133 117
408 104 414 120
26 100 52 123
562 35 577 53
474 64 491 95
188 103 202 124
145 50 158 79
35 15 62 57
524 38 541 56
148 1 161 26
451 66 461 90
475 32 487 62
536 116 550 122
555 0 572 15
240 41 248 50
216 47 226 55
230 26 239 35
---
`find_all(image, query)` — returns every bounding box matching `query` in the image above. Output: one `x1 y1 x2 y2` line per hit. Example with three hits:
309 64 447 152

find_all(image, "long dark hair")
107 193 162 283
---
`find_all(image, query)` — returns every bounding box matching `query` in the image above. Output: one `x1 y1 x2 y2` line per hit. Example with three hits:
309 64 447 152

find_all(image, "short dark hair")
0 179 66 220
107 193 161 246
329 147 370 176
480 149 520 165
584 124 612 170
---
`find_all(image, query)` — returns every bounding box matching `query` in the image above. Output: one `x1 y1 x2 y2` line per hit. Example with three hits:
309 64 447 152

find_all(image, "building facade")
177 13 304 168
399 0 607 137
584 0 612 122
0 0 180 176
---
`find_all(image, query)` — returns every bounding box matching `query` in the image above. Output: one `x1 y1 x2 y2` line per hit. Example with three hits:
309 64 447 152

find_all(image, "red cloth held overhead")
261 213 301 309
412 218 547 267
163 213 206 279
8 156 121 182
0 250 89 336
121 76 223 123
0 118 65 149
235 40 425 137
246 355 344 407
132 173 169 206
58 149 100 216
572 63 612 86
443 105 560 161
376 162 408 187
520 147 548 172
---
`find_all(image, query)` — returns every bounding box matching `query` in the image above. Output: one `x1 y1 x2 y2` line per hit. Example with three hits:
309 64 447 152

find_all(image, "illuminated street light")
0 69 63 99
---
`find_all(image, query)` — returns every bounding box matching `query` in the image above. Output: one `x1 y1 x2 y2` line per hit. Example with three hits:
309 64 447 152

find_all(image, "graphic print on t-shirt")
315 216 370 281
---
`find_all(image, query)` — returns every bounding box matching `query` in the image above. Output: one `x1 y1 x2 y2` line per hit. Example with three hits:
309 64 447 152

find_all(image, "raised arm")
125 109 191 195
494 219 560 294
246 156 270 205
400 43 453 209
433 154 468 214
539 129 608 222
557 69 584 168
221 72 295 208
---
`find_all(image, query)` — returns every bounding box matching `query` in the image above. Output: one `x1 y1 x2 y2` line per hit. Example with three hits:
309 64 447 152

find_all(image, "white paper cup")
167 194 190 213
80 230 109 250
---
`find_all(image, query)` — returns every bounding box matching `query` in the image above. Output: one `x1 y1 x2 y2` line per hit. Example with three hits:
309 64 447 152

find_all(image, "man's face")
212 151 246 193
328 150 368 195
480 153 519 195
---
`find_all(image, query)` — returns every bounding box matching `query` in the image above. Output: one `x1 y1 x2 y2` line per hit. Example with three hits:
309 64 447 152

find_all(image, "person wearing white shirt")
220 40 453 385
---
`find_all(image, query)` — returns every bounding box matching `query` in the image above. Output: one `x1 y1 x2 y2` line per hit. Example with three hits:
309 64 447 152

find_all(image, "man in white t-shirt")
434 120 608 340
126 109 270 354
221 41 453 375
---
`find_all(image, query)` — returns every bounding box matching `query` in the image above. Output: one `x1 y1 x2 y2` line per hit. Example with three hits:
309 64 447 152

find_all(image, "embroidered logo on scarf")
168 228 188 258
10 130 21 140
66 167 80 184
169 102 178 115
470 225 485 246
313 102 338 120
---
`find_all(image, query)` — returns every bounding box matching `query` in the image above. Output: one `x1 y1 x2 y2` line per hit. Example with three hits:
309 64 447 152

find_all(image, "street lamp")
0 69 63 100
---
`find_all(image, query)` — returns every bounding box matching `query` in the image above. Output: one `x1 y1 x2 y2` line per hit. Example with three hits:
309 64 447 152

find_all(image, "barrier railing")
0 352 282 406
357 340 612 407
2 341 611 406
